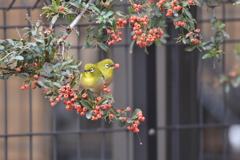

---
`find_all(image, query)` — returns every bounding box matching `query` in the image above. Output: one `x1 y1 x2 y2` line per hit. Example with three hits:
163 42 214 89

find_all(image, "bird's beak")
110 64 115 68
84 70 90 72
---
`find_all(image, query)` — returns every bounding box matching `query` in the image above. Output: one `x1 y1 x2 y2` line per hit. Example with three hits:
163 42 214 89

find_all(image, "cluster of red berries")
132 4 143 13
170 0 182 11
130 15 164 47
127 111 145 133
173 21 186 27
188 29 202 44
20 74 39 90
106 18 127 46
16 62 38 73
49 84 79 107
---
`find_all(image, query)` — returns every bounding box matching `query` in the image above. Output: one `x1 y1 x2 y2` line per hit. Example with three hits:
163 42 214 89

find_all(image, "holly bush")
0 0 237 133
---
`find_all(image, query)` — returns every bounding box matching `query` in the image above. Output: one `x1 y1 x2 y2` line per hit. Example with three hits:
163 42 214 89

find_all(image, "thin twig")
0 52 13 61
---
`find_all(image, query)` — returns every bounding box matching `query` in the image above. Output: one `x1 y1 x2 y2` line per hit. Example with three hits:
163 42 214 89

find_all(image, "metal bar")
7 0 16 10
53 108 57 160
222 4 228 160
32 0 41 9
3 9 8 160
77 25 81 160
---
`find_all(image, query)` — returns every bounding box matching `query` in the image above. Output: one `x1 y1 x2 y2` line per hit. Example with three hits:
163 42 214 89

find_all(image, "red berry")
231 71 237 78
83 107 88 112
56 97 61 102
49 98 54 102
64 94 69 99
114 63 120 68
33 75 39 79
109 114 114 119
65 105 71 111
80 112 86 116
16 68 21 72
33 80 38 84
24 63 29 67
59 6 64 10
62 35 67 39
82 93 88 98
126 107 131 111
51 102 55 107
24 84 29 89
122 118 127 121
33 63 38 67
133 128 140 133
20 86 25 90
32 85 36 89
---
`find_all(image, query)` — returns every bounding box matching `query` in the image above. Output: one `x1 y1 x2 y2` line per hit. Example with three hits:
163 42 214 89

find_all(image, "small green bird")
80 63 105 94
96 59 119 86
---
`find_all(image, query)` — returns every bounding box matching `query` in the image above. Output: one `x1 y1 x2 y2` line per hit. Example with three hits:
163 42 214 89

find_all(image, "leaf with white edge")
118 120 127 127
116 11 126 17
98 42 109 52
16 72 27 78
184 10 192 19
15 56 24 60
202 53 214 59
129 40 135 54
81 100 93 110
51 15 59 25
104 10 114 18
132 108 141 119
53 82 62 88
0 45 4 50
222 31 230 39
86 111 92 119
185 46 196 52
98 99 108 105
89 5 100 14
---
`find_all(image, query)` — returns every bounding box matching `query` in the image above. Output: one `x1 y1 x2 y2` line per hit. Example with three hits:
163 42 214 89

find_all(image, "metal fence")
1 0 240 160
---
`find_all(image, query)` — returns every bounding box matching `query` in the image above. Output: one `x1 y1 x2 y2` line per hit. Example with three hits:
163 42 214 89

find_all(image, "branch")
67 0 94 34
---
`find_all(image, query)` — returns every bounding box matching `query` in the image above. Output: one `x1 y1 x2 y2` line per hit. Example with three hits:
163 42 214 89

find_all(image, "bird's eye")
105 64 109 68
90 68 94 72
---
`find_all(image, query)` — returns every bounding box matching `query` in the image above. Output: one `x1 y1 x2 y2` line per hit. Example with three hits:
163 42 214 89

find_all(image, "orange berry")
16 68 21 72
109 114 115 119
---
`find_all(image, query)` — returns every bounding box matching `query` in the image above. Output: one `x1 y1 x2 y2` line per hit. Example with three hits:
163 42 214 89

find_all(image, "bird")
80 63 105 94
96 59 119 86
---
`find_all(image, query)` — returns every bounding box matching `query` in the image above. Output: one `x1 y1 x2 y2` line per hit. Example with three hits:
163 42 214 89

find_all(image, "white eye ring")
105 64 109 68
90 68 94 73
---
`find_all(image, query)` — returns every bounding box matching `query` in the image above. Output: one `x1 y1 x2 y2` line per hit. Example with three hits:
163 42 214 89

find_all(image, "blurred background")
0 0 240 160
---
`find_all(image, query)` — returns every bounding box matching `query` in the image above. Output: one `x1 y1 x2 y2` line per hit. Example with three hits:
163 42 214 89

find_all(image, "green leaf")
53 82 62 88
51 15 59 25
184 10 192 19
89 5 100 14
81 100 93 110
31 30 36 36
104 10 114 18
202 53 214 59
86 111 92 119
16 72 27 78
116 11 126 17
222 30 230 39
15 56 24 60
0 45 4 50
112 19 116 30
89 14 97 22
86 90 94 99
185 46 196 52
132 108 141 119
66 15 74 24
22 27 30 30
98 99 108 105
210 17 217 23
128 6 134 14
219 24 226 29
98 42 110 52
225 84 230 93
7 39 14 46
118 120 127 127
129 40 135 54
